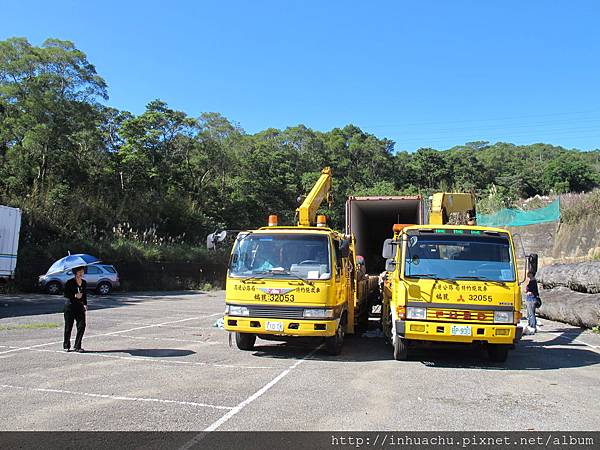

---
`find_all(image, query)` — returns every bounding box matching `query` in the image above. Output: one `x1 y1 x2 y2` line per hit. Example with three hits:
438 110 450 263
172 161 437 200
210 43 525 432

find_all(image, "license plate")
265 321 284 332
451 325 472 336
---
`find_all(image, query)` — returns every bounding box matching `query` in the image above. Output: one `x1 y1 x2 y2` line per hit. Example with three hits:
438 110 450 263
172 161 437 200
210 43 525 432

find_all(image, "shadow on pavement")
417 335 600 371
248 328 600 370
540 327 586 346
83 348 195 357
250 335 393 362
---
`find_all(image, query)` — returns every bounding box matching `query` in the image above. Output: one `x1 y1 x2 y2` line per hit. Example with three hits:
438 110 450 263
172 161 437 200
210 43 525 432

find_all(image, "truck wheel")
96 282 112 295
488 344 509 362
46 282 62 295
325 320 345 355
235 332 256 351
393 335 408 361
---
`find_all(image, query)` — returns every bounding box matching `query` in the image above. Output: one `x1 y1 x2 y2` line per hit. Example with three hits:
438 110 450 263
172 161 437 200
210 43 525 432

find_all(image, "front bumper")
224 315 339 337
396 320 518 344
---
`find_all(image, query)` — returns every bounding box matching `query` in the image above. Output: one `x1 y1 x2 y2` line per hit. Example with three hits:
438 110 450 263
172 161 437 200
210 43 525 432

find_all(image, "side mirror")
382 239 397 259
207 235 216 250
206 230 227 250
385 258 396 272
340 238 351 258
527 253 539 277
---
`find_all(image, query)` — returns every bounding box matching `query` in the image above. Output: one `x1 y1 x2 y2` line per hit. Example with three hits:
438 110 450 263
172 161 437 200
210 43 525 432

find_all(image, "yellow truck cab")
381 224 523 362
223 168 372 355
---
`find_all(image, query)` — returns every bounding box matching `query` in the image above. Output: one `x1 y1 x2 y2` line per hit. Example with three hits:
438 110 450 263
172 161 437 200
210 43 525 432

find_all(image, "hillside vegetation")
2 37 600 289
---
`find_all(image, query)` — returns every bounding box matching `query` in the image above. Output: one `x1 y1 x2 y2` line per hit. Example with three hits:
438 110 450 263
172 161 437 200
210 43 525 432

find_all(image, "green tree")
543 153 597 193
410 148 450 189
0 37 109 235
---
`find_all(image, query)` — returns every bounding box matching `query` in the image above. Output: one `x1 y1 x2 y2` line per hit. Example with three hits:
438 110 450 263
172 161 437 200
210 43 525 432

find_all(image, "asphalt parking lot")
1 291 599 431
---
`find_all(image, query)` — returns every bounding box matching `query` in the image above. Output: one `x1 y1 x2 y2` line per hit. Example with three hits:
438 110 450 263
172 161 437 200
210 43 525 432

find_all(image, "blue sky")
2 0 600 151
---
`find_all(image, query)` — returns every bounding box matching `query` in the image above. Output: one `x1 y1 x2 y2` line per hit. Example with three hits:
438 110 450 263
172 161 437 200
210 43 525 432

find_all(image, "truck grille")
426 308 494 323
247 306 305 319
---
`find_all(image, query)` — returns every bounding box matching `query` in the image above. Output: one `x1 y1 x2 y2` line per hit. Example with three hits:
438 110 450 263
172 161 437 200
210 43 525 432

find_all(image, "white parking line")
547 331 600 352
5 346 277 370
94 313 223 335
96 319 219 330
0 313 221 355
158 325 215 330
101 334 219 345
103 307 199 312
120 322 213 330
0 384 233 410
200 345 322 434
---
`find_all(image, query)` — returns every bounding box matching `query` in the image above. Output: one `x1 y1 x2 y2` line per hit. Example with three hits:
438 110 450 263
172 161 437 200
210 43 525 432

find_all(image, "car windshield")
404 233 515 282
229 233 331 280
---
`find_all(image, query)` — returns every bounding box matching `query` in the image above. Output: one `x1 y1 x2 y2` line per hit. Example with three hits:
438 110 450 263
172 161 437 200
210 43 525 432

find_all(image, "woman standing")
525 271 540 334
63 266 87 352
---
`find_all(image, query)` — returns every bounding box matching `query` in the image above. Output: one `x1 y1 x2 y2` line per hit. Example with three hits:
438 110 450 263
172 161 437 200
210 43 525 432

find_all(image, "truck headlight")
494 311 514 323
303 308 334 319
406 306 427 320
226 305 250 316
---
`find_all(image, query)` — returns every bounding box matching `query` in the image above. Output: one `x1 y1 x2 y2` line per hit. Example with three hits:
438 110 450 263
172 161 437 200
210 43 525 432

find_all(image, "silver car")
39 264 120 295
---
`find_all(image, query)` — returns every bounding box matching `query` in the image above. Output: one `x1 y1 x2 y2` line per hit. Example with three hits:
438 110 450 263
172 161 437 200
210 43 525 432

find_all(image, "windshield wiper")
239 271 271 283
240 269 314 286
408 273 441 280
266 268 314 286
455 275 486 280
455 275 506 286
408 274 457 284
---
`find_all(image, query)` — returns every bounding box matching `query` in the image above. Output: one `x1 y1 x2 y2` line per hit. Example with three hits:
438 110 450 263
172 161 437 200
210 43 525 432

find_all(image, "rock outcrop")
537 286 600 329
537 261 600 294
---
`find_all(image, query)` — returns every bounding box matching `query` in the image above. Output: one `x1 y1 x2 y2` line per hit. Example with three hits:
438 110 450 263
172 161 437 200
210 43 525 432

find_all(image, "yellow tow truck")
381 193 525 362
223 168 373 355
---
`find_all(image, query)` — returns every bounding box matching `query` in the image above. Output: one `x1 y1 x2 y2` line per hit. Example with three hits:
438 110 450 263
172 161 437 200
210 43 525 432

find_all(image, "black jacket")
64 278 87 309
526 277 540 298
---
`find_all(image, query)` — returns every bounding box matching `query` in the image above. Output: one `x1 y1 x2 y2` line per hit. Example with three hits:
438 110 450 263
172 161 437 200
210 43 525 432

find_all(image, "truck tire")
488 344 509 362
235 332 256 351
393 335 408 361
46 281 62 295
325 319 345 355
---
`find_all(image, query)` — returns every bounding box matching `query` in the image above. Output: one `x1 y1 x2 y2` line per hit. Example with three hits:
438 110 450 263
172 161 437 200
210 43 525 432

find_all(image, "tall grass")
560 190 600 224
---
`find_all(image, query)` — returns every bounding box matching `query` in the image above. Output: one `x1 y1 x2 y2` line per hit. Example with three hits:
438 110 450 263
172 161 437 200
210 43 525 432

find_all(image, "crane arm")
429 192 476 225
296 167 332 227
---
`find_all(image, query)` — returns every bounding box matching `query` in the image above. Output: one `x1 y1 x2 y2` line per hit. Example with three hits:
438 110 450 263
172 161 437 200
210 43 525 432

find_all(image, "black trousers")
64 306 86 350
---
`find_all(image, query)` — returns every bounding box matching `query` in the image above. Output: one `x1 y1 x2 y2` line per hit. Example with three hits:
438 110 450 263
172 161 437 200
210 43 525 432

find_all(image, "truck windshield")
404 233 515 282
229 233 331 280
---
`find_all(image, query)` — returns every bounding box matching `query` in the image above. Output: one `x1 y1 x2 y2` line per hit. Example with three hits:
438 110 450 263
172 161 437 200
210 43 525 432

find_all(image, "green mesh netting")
478 199 560 227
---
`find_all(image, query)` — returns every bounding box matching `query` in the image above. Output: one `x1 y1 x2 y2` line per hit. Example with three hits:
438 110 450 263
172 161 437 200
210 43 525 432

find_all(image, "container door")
345 198 352 235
